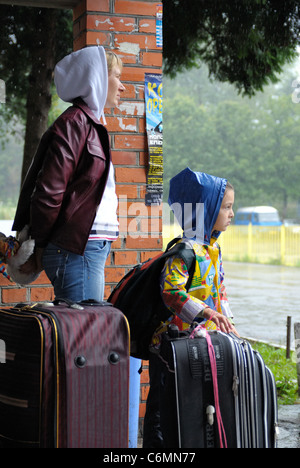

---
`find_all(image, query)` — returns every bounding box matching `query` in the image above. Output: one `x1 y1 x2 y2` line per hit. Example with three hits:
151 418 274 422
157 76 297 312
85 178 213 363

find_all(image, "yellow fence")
219 224 300 267
163 224 300 267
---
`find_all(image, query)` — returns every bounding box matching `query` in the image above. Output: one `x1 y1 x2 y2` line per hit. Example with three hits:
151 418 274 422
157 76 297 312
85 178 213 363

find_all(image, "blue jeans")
42 240 111 303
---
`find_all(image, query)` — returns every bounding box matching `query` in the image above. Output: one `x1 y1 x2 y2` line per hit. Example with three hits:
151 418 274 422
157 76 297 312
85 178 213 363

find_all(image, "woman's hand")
202 308 240 337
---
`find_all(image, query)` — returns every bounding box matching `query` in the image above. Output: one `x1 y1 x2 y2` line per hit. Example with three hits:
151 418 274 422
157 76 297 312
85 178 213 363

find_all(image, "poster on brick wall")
156 4 163 48
145 73 163 206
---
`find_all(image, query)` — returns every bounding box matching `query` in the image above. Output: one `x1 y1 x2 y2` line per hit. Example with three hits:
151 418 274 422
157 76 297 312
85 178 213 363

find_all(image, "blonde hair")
106 51 123 73
225 181 234 193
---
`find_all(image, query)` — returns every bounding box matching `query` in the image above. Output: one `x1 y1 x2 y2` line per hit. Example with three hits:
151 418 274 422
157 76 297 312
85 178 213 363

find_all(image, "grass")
252 342 299 405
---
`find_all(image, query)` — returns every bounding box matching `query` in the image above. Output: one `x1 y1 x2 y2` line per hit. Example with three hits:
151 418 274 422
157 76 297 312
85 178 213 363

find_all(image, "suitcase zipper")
228 335 279 449
265 366 279 448
229 337 250 448
227 337 242 448
0 308 45 446
171 341 182 448
44 312 62 449
255 352 269 447
25 306 65 448
243 341 259 448
13 305 65 448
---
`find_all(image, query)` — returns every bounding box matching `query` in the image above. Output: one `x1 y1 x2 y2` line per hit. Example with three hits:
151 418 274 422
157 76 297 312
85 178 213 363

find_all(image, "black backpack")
108 238 196 359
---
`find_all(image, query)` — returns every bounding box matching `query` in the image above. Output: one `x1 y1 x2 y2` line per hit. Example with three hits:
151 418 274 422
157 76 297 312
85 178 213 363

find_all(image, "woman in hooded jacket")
12 46 125 302
143 168 239 448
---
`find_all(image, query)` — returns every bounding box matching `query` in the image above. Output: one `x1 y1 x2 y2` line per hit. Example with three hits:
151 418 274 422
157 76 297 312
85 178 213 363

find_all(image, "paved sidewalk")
137 405 300 448
278 404 300 449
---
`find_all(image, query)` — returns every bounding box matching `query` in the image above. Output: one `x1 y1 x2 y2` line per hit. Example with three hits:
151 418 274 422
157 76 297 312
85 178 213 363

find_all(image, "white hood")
54 46 108 122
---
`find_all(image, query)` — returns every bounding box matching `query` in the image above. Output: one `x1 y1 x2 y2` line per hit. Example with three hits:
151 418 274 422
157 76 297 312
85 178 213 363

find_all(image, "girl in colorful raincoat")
143 167 239 448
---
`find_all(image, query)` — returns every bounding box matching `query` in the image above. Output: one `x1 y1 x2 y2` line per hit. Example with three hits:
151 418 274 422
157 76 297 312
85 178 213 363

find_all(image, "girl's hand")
202 308 240 337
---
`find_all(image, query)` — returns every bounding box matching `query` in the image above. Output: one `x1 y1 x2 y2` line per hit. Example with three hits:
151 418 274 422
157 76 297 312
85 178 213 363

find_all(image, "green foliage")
0 5 73 126
0 5 73 203
252 342 298 405
0 129 23 208
164 62 300 217
48 92 70 126
0 4 73 154
164 0 300 96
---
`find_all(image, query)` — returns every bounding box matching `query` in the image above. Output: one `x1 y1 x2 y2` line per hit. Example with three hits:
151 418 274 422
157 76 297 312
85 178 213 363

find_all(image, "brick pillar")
73 0 163 297
73 0 163 439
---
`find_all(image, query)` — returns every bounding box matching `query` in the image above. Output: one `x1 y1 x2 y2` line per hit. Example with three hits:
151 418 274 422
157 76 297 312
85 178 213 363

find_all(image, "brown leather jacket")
13 99 111 255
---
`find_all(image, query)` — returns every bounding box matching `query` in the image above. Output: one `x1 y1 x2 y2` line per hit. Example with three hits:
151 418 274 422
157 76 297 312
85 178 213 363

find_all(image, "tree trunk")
21 8 57 185
282 189 288 221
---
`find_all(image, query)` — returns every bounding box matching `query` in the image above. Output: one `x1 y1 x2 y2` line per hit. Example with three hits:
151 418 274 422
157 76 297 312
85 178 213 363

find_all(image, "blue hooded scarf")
168 168 227 245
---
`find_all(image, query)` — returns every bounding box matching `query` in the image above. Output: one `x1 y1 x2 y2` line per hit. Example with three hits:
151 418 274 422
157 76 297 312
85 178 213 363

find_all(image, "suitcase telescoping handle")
53 298 84 310
79 299 113 307
53 298 113 309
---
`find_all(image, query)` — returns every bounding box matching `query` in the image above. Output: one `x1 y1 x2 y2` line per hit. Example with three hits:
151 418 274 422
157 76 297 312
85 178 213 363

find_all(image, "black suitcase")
0 299 130 448
159 325 279 448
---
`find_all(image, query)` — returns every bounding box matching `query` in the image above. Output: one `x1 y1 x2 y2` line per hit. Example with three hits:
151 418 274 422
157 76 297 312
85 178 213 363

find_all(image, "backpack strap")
164 237 196 292
165 236 182 250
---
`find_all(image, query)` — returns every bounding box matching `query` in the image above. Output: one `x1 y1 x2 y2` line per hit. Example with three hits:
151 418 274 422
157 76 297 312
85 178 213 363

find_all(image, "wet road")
223 262 300 347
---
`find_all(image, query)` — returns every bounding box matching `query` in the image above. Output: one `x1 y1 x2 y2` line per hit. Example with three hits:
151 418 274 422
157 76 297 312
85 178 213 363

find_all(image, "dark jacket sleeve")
30 117 89 248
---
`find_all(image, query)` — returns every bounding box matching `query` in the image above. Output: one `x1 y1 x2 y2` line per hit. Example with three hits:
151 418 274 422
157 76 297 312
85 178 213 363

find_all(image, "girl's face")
213 189 235 232
105 65 125 108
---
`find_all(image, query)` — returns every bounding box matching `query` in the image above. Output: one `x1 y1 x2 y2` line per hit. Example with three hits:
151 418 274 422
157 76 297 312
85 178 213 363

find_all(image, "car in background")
235 206 282 226
283 219 300 234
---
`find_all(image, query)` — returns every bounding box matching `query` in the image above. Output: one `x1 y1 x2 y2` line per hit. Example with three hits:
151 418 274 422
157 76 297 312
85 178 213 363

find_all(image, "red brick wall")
74 0 162 440
73 0 163 301
0 271 54 306
139 359 150 433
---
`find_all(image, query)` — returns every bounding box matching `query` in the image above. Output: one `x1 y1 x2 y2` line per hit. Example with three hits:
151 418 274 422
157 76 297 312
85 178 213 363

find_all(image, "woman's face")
105 65 125 108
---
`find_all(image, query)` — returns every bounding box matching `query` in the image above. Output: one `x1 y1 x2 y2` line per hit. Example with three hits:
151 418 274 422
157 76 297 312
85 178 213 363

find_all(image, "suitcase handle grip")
53 298 84 310
79 299 113 307
53 298 113 308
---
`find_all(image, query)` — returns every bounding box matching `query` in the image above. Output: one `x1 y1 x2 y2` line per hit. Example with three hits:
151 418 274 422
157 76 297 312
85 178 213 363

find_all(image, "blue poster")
145 73 163 206
156 4 163 49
